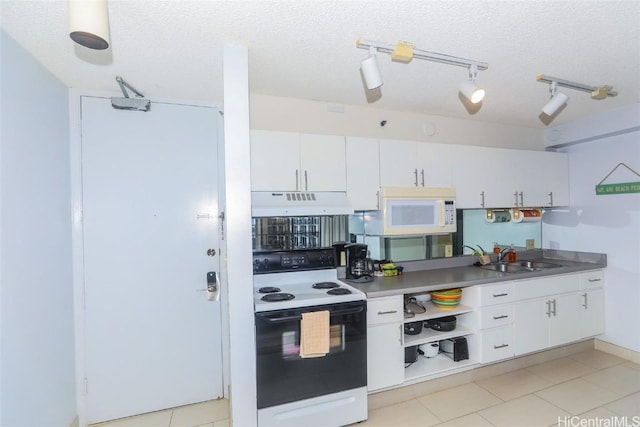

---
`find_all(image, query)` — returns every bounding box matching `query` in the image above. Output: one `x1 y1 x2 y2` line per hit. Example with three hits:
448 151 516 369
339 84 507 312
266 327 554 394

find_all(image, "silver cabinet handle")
494 344 509 349
420 169 425 187
480 191 485 208
582 293 588 309
493 293 509 298
377 310 398 315
413 169 418 187
548 191 554 206
304 170 308 191
295 169 299 191
514 191 519 207
588 278 601 282
493 315 509 320
519 192 524 207
551 299 557 316
546 300 551 317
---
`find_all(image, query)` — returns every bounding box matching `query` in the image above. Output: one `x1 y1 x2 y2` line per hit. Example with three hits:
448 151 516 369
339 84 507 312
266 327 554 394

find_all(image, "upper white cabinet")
250 130 346 192
453 146 570 209
346 137 380 210
379 140 454 188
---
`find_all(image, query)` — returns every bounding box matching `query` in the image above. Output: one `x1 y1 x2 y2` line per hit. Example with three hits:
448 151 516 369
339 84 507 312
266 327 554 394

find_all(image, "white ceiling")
2 0 639 129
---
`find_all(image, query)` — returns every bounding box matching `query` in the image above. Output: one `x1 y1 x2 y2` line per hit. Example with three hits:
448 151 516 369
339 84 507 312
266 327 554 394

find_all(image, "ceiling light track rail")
536 75 618 97
356 39 488 70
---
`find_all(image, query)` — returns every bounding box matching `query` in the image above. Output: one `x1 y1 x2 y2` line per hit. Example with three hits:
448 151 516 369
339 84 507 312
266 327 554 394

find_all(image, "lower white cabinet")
366 296 404 392
513 270 604 356
476 325 514 363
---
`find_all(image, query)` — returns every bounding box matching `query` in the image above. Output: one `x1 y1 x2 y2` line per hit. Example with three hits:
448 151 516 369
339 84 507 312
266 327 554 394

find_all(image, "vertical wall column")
223 44 257 426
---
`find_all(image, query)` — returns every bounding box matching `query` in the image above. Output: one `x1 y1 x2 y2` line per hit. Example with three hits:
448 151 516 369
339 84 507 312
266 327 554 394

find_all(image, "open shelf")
404 352 477 382
403 301 473 323
404 325 474 347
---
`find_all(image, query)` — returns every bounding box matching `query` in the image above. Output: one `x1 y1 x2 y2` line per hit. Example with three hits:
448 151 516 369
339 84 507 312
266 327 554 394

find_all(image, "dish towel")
299 310 330 358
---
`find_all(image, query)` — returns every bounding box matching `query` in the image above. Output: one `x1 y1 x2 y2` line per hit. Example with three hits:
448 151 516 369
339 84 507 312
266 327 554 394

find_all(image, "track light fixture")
459 64 485 104
541 81 569 116
68 0 111 50
356 39 488 101
537 74 617 116
361 46 383 90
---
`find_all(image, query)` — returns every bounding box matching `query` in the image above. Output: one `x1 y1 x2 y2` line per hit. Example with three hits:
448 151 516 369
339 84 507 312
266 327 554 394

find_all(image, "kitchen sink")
480 263 534 273
517 260 562 269
480 260 563 274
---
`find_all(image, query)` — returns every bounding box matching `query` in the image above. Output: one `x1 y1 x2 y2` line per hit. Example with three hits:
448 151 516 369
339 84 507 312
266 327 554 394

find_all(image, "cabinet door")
250 130 300 191
346 137 380 210
416 142 454 188
479 325 514 363
548 293 583 346
513 298 549 355
367 323 404 391
299 134 346 191
580 288 605 338
517 151 569 207
379 140 418 187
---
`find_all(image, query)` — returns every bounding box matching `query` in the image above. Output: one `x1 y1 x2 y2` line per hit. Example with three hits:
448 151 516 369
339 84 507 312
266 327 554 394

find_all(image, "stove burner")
327 288 352 295
312 281 340 289
261 293 295 302
258 286 281 294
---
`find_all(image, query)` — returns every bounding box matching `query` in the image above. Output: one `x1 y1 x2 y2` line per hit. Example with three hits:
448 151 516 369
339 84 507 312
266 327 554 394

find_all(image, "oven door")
255 300 367 409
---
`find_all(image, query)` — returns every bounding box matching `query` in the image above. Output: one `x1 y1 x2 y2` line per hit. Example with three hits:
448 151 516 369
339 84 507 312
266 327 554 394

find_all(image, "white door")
81 96 223 423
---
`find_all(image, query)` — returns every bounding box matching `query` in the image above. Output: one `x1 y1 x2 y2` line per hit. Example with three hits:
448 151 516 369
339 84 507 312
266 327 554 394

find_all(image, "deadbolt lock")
207 248 217 257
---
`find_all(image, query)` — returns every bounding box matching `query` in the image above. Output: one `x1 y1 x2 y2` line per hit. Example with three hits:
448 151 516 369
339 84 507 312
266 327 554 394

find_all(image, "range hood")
251 191 354 217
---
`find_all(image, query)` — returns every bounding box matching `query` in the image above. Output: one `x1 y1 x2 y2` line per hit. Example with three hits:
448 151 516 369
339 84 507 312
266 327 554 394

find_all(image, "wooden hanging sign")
595 163 640 195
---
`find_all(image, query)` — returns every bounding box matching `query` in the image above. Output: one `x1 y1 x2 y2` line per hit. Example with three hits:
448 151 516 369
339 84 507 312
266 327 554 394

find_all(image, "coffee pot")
345 243 373 280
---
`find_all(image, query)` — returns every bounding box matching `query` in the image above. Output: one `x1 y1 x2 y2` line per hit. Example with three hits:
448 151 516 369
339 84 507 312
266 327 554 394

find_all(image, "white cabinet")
346 137 380 211
250 130 346 192
452 146 570 209
579 270 605 337
367 296 404 391
513 272 604 356
379 140 454 188
461 282 515 363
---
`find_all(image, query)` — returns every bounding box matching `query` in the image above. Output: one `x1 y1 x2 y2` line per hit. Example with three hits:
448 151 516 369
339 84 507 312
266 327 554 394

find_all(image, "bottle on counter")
508 245 517 263
493 243 501 255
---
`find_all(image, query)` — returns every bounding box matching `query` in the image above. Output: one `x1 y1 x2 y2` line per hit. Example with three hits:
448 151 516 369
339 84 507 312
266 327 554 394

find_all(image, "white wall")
1 30 76 426
250 93 544 150
542 104 640 352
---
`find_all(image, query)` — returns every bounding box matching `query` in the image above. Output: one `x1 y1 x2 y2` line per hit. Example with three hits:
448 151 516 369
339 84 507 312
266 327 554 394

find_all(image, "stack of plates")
430 288 462 309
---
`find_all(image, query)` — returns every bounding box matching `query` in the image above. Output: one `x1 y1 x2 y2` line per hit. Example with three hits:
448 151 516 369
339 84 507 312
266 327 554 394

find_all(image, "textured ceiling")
2 0 639 129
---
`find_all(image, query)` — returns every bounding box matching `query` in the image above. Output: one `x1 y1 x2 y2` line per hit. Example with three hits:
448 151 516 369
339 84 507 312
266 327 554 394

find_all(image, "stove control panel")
253 248 336 274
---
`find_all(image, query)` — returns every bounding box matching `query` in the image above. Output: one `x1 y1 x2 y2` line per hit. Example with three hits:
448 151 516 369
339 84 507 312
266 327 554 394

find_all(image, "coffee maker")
345 243 373 281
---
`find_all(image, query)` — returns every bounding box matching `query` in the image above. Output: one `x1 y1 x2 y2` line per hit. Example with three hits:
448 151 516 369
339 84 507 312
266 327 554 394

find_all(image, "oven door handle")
257 306 364 324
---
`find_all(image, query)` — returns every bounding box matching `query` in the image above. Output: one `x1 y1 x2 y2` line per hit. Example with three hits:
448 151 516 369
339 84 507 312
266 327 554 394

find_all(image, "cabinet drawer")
367 296 403 325
479 325 514 363
478 305 513 329
514 274 580 300
581 270 604 290
478 283 514 306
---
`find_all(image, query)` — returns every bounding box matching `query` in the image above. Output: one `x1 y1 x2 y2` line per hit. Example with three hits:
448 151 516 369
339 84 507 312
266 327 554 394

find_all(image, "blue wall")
1 30 76 426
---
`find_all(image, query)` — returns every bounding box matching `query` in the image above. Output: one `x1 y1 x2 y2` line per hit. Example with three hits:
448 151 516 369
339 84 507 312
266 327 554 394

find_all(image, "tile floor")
92 349 639 427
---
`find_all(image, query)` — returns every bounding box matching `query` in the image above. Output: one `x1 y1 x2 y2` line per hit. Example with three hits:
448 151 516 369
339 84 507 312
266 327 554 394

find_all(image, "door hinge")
84 377 88 395
219 211 226 240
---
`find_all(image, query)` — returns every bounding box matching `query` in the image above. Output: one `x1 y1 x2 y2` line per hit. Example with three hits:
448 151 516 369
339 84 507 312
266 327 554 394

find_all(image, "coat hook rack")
595 162 640 195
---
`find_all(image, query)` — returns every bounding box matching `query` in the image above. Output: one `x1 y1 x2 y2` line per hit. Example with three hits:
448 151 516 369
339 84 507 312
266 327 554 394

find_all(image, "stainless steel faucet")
497 247 512 263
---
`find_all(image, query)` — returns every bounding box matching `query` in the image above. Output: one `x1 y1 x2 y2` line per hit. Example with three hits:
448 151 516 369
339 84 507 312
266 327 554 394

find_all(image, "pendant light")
68 0 111 50
459 64 485 104
360 47 383 90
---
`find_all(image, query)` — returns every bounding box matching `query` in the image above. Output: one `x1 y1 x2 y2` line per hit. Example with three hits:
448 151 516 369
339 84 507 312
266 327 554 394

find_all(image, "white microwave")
364 187 457 236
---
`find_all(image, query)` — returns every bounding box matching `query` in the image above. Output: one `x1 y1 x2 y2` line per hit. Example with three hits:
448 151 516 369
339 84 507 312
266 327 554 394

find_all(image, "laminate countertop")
346 250 607 298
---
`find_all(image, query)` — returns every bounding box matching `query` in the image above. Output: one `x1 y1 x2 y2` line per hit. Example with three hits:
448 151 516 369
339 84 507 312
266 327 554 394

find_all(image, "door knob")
207 248 216 256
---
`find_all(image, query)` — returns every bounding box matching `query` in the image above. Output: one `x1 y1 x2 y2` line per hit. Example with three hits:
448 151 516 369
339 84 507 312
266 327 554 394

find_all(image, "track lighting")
68 0 111 50
459 64 485 104
361 46 383 90
356 39 488 101
541 81 569 116
537 74 617 116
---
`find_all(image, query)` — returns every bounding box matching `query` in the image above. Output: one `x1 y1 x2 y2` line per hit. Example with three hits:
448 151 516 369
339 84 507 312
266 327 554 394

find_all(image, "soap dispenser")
508 245 517 263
